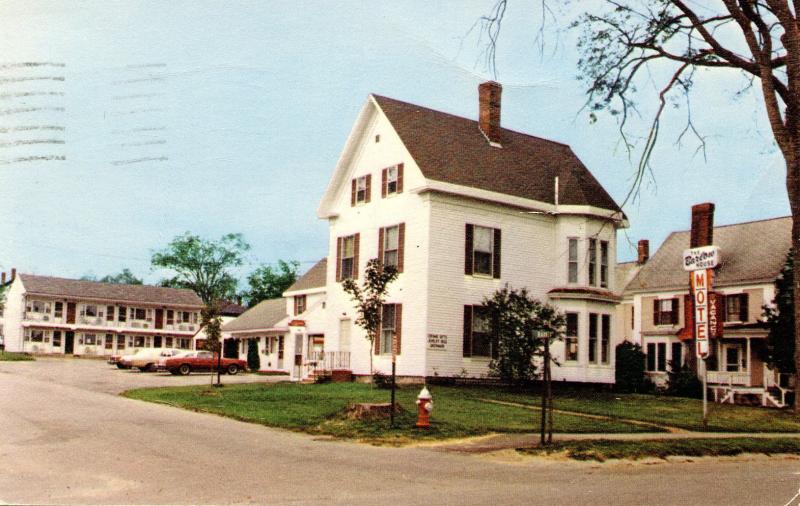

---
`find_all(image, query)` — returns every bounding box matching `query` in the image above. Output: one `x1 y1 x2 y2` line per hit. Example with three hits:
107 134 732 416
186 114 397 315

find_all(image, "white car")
155 350 194 371
118 348 182 372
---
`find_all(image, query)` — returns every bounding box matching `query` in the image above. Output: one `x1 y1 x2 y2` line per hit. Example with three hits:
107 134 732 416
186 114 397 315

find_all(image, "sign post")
683 245 720 429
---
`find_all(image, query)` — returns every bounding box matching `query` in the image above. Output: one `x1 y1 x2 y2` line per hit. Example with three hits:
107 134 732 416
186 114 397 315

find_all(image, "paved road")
1 359 800 505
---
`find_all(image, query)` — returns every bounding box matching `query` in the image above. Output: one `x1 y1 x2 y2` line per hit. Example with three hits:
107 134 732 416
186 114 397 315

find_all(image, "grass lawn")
519 437 800 461
123 382 653 444
468 387 800 433
0 351 34 361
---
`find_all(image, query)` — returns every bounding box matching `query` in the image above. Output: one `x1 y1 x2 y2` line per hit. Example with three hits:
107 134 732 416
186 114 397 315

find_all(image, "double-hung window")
568 238 578 283
646 342 667 372
351 175 371 205
653 298 679 325
565 313 578 361
588 239 597 286
601 314 611 364
600 241 609 288
588 313 598 363
724 293 749 322
465 224 501 278
382 164 403 196
294 295 307 315
463 305 496 358
379 224 404 271
118 306 127 323
379 304 395 355
54 302 63 319
336 234 359 281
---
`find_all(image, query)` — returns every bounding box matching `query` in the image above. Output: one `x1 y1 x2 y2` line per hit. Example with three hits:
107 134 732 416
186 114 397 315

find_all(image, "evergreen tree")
247 339 260 372
764 250 796 374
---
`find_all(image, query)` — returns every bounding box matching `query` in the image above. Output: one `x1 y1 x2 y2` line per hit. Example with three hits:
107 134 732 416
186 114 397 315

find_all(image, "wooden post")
390 354 396 427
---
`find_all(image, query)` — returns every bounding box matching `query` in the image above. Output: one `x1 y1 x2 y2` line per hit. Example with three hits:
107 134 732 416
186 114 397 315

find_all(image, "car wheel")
116 363 126 369
169 369 179 375
179 364 191 376
226 364 239 375
140 363 152 372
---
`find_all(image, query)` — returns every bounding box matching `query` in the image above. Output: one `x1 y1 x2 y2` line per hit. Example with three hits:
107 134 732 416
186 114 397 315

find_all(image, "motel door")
64 331 75 354
292 333 303 380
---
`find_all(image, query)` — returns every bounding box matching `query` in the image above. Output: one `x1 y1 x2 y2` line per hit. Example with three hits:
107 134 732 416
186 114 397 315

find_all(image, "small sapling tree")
200 302 223 387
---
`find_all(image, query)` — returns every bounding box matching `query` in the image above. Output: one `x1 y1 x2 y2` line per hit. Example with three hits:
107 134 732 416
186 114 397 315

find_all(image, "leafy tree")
151 232 250 305
247 339 261 372
764 250 796 374
614 341 649 393
483 285 565 386
341 259 398 375
243 260 300 307
98 268 143 285
481 0 800 411
200 303 223 386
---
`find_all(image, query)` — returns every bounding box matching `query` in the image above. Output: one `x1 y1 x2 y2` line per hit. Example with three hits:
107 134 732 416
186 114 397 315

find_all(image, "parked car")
119 349 181 372
164 351 247 376
155 350 193 372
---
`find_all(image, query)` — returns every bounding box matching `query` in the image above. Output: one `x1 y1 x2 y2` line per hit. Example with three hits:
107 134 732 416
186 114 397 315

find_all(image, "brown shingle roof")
626 216 792 293
373 95 623 214
222 297 288 332
18 273 203 307
285 258 326 293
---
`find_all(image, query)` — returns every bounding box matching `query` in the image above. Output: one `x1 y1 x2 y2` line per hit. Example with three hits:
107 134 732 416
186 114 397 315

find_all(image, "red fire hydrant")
416 386 433 428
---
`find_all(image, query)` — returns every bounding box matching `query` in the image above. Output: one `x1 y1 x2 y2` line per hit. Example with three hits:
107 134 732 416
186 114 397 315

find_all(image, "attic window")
375 134 380 143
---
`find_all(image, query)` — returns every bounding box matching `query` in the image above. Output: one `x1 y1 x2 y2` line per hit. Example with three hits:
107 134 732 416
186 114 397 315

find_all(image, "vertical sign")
692 269 710 358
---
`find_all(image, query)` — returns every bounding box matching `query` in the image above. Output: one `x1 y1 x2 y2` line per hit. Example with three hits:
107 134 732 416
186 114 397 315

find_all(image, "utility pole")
539 330 552 446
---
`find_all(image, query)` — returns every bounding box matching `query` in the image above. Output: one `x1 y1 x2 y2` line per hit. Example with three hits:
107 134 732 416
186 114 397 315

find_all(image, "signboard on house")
427 334 448 350
683 246 720 271
684 245 720 359
691 269 710 358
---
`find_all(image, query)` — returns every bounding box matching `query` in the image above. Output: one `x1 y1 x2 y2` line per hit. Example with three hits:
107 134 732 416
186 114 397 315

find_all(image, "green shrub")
666 362 703 398
246 339 260 372
614 341 649 393
372 372 392 389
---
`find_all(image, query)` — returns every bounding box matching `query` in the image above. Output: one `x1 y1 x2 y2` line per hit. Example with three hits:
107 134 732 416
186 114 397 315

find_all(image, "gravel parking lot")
0 355 285 395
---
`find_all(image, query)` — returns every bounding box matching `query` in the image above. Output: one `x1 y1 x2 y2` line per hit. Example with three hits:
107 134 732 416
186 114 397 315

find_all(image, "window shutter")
350 179 356 207
463 305 472 357
720 293 727 322
381 168 387 198
353 233 360 279
464 224 474 275
365 175 372 203
293 297 298 316
378 227 385 266
397 223 405 273
395 304 402 355
493 228 501 279
653 299 660 326
375 306 382 355
740 293 749 322
397 163 404 193
335 237 342 282
671 297 679 325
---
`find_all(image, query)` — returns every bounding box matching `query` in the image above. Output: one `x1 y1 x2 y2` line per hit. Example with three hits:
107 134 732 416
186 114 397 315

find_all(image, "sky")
0 1 790 285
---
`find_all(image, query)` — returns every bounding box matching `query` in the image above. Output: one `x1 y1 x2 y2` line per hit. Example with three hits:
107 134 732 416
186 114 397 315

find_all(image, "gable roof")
285 258 327 293
615 261 642 295
18 273 203 307
222 297 288 332
372 95 623 214
625 216 791 293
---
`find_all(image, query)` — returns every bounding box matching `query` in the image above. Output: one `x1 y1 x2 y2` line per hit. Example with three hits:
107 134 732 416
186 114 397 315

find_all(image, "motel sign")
683 246 720 359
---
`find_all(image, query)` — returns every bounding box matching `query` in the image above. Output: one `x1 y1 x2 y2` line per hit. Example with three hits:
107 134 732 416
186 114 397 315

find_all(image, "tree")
151 232 250 305
247 339 261 372
614 341 649 393
341 259 398 376
765 249 796 375
98 268 143 285
200 302 223 386
243 260 300 307
483 285 565 386
481 0 800 412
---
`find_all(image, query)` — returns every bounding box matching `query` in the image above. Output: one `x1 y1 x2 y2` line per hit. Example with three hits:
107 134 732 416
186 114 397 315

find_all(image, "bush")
666 362 703 398
614 341 649 393
372 371 392 389
247 339 260 372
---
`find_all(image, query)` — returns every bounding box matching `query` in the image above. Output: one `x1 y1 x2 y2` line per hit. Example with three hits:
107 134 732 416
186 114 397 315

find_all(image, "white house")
313 81 627 383
1 273 203 356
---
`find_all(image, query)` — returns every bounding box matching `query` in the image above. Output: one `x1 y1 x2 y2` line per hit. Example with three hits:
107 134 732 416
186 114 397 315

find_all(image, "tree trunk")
791 158 800 414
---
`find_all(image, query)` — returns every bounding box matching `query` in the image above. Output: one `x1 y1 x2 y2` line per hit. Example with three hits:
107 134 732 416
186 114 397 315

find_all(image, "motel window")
653 298 679 325
29 329 45 343
118 306 127 322
724 293 749 322
27 300 51 313
117 335 125 350
588 314 598 364
568 238 578 284
83 305 98 318
105 334 114 350
600 241 609 288
351 175 371 205
380 224 404 270
379 304 396 355
588 239 597 286
133 336 145 348
166 310 174 325
83 334 97 346
53 331 62 347
465 224 501 278
165 336 174 348
646 342 668 372
601 314 611 364
278 336 284 359
671 342 683 370
336 234 359 281
106 306 115 321
54 302 63 319
177 311 193 324
462 305 497 358
131 308 148 321
177 338 191 350
565 313 578 361
294 295 307 316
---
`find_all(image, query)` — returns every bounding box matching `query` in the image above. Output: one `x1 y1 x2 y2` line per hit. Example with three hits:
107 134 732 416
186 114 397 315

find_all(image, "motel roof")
222 297 288 333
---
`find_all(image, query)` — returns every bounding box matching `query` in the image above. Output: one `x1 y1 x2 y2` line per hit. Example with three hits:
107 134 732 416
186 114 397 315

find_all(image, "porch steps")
713 385 788 408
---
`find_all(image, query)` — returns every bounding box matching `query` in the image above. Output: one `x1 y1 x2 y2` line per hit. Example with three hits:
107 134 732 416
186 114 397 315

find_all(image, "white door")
292 333 303 380
339 319 351 352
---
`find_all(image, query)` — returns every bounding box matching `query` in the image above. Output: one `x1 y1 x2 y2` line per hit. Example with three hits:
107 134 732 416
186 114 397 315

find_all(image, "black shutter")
740 293 749 322
493 228 501 279
653 299 660 326
464 224 474 275
671 297 679 325
463 305 472 357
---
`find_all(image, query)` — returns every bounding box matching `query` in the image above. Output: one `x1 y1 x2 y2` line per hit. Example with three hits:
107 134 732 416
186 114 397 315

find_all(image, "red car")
164 351 247 376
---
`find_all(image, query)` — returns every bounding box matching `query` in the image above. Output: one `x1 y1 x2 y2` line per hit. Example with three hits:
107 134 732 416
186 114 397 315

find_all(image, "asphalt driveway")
1 358 800 505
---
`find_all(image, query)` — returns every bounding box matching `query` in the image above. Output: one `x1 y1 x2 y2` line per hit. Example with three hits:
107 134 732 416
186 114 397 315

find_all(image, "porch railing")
707 371 750 386
307 351 351 371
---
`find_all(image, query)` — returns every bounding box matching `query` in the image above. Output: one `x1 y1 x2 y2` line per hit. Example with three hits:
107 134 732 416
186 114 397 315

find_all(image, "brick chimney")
479 81 502 144
10 268 16 282
637 239 649 264
690 202 715 248
1 272 5 284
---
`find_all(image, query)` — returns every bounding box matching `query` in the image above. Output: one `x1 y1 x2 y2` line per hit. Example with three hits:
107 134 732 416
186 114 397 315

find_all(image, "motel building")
0 272 204 356
620 204 792 407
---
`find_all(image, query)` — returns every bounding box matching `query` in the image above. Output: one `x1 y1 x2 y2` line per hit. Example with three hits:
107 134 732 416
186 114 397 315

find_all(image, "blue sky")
0 1 789 284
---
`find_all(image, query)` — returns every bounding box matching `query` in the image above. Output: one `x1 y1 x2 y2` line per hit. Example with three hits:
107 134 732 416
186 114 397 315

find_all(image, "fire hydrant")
416 386 433 428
